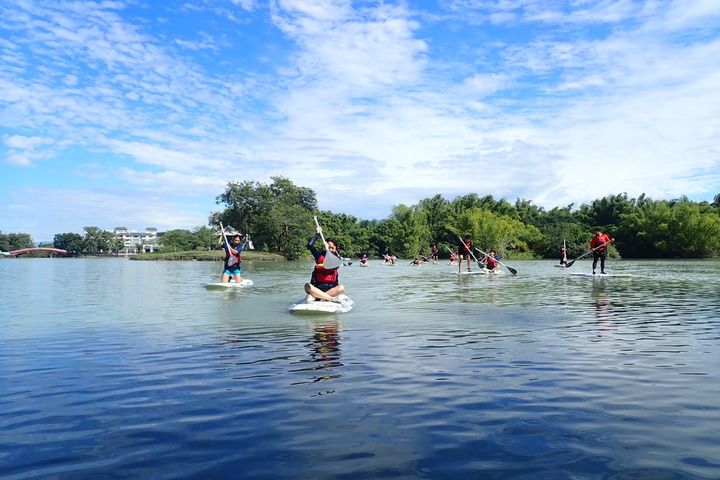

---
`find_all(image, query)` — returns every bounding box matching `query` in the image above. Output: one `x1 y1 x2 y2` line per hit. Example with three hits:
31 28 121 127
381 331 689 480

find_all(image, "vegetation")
0 231 34 251
4 180 719 260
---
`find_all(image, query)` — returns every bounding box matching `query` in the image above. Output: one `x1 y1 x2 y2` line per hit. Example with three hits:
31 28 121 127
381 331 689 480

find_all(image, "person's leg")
325 284 345 299
305 283 334 301
221 267 231 283
592 253 599 273
600 253 606 273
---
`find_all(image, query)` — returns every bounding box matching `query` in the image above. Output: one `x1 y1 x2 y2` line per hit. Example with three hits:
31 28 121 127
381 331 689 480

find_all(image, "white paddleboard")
455 269 502 276
570 272 632 278
289 294 355 314
207 279 254 289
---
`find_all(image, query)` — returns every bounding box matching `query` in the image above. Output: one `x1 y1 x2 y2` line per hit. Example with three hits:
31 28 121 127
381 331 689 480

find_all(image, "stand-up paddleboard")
455 269 502 276
570 272 632 278
289 294 354 314
207 279 254 289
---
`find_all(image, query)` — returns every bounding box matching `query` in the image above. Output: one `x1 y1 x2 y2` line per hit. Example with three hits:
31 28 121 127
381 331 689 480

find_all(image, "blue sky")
1 0 719 241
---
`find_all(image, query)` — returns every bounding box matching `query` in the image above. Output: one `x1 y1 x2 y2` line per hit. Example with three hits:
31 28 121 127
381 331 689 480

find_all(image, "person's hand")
316 226 323 234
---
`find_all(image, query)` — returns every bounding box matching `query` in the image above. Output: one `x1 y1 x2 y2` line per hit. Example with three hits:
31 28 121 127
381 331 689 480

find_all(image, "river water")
1 257 719 479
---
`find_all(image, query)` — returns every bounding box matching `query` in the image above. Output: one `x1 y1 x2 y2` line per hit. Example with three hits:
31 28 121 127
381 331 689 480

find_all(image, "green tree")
54 233 85 256
159 229 195 252
109 237 126 255
193 226 219 250
213 176 317 259
448 207 540 257
83 227 112 254
7 233 34 250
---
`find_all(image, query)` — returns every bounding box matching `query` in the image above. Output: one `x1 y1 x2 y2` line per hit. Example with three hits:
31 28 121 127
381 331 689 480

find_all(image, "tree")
109 237 126 255
213 176 318 259
54 233 85 256
83 226 112 254
159 229 195 252
447 207 540 257
193 226 219 250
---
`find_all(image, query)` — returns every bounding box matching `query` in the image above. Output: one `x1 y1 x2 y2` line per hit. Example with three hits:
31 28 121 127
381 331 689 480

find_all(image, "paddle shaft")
565 241 610 268
474 246 518 275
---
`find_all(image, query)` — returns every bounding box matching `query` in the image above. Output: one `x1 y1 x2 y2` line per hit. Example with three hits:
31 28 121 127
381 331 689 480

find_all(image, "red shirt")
590 233 612 252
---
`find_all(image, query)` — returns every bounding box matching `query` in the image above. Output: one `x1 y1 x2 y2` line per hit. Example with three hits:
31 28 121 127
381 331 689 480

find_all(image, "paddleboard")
569 272 632 278
455 269 502 275
207 279 254 289
289 294 355 314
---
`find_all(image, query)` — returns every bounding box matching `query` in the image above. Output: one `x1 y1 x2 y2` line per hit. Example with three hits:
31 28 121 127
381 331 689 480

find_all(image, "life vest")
224 243 242 266
486 256 498 269
313 254 339 284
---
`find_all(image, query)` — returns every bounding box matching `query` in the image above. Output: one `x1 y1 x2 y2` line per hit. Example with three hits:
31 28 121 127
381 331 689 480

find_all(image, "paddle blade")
506 265 518 275
565 260 575 268
323 251 343 269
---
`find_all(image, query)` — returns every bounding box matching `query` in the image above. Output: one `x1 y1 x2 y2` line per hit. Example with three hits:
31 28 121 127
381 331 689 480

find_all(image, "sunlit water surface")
1 258 719 479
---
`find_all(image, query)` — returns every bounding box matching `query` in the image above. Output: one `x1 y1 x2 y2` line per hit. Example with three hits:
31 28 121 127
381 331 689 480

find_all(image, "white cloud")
0 0 718 241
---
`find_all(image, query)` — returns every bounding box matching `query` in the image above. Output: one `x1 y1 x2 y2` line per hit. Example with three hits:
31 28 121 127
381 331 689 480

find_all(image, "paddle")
565 241 609 268
474 247 518 276
313 216 343 269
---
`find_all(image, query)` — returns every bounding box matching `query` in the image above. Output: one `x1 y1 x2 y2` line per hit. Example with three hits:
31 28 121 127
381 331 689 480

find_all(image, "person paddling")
458 236 473 273
590 230 615 274
220 234 245 283
483 250 499 273
304 225 345 302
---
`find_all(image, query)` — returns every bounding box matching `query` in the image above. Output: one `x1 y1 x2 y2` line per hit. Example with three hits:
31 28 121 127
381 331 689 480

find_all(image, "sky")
1 0 719 242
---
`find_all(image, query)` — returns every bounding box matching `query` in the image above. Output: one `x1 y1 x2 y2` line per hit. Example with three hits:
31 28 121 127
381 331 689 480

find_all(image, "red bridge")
6 247 69 257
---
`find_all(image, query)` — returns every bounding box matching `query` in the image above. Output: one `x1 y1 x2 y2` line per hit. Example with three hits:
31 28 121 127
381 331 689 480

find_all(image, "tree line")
4 178 720 260
210 177 720 260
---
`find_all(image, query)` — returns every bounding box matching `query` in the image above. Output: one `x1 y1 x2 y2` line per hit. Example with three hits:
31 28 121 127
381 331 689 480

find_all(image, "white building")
113 227 159 254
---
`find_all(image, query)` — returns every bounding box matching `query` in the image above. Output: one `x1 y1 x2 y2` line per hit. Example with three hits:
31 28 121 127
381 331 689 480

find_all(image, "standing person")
590 230 614 274
220 234 245 283
431 245 440 263
559 243 568 265
458 236 473 273
305 225 345 301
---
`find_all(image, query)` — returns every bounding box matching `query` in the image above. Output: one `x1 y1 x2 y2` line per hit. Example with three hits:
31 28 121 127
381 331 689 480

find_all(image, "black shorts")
311 280 337 292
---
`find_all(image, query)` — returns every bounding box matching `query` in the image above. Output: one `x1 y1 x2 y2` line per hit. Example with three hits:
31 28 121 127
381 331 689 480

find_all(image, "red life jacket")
486 256 498 269
313 254 339 284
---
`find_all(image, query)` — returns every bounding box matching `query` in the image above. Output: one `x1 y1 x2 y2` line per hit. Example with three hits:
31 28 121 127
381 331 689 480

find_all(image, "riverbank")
129 250 286 261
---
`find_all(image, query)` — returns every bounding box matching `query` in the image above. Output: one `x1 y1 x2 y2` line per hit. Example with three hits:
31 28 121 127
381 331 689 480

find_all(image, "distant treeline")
5 178 719 260
209 177 720 260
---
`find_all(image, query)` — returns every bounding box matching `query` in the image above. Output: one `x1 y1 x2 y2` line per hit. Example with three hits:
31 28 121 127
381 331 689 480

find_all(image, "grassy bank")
130 250 286 261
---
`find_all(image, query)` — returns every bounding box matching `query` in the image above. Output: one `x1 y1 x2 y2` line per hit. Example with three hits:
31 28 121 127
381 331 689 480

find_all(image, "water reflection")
290 319 343 395
592 282 614 323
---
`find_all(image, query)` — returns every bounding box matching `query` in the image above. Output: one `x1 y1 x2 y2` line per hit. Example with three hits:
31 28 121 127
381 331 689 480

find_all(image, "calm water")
1 257 719 479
